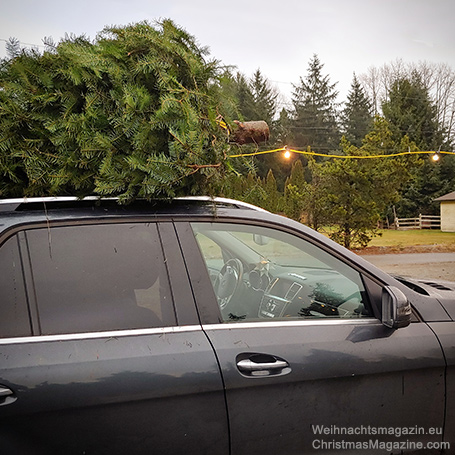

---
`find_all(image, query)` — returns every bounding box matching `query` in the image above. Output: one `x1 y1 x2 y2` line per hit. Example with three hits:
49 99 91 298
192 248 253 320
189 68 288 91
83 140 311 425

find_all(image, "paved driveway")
360 252 455 282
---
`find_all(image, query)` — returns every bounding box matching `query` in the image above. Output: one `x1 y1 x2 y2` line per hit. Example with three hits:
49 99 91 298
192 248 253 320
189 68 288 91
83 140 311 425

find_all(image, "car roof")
0 194 351 273
0 196 272 235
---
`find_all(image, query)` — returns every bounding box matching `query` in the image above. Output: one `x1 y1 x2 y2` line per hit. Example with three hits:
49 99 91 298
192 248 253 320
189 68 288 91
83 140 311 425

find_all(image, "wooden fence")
394 214 441 230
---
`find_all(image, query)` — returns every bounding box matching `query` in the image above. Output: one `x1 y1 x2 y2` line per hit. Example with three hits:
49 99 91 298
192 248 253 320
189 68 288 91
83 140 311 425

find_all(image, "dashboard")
247 264 368 320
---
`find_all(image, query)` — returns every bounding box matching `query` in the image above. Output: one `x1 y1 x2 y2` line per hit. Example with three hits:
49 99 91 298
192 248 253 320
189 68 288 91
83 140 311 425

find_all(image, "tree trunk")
231 120 270 145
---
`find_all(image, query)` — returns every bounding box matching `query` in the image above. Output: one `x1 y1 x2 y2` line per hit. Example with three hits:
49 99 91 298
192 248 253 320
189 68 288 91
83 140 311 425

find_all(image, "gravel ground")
359 252 455 282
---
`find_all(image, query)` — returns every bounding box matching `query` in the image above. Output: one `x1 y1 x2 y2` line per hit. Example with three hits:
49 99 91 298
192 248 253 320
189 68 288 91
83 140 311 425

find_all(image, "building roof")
435 191 455 202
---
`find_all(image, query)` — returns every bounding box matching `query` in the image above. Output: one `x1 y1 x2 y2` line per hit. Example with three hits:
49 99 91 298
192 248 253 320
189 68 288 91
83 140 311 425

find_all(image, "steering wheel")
214 258 244 310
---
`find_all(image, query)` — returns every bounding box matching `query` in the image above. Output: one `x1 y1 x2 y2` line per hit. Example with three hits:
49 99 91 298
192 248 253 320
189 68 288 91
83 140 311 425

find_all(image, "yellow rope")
229 147 287 158
228 146 455 159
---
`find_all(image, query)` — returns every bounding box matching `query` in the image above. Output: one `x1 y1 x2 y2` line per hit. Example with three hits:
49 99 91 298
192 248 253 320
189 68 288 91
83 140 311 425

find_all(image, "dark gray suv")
0 197 454 454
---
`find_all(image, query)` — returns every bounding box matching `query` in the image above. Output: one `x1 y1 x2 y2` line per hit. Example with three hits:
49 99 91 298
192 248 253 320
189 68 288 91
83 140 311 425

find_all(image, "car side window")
0 235 31 338
26 223 176 335
191 223 373 323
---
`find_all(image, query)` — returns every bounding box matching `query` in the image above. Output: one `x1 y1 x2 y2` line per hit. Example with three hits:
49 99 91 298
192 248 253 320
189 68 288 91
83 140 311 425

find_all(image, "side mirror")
382 286 411 329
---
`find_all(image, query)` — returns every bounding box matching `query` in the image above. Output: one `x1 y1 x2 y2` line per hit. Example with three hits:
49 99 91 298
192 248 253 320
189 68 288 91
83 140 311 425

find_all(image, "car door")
0 221 228 455
176 220 447 455
427 321 455 446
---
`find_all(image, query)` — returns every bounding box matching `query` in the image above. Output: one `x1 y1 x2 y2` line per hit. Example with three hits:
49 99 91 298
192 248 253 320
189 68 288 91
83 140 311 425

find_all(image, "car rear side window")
26 223 176 335
0 235 31 337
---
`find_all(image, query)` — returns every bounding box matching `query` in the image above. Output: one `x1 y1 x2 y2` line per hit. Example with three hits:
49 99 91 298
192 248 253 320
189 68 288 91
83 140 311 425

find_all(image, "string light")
229 146 455 160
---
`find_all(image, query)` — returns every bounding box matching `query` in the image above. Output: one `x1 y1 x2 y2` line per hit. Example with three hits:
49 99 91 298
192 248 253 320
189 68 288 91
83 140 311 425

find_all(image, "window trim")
202 318 380 331
0 325 202 345
0 233 34 337
17 231 41 335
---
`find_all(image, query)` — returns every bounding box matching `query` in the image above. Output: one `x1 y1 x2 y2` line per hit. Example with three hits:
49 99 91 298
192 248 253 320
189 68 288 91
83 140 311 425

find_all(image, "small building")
435 191 455 232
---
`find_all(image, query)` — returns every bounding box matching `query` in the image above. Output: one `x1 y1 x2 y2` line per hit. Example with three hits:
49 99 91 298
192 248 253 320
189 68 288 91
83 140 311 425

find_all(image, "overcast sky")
1 0 454 105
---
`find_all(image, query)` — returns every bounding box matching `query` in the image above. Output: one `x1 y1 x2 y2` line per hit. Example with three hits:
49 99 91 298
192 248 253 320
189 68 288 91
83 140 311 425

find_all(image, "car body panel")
428 322 455 444
201 319 446 453
0 328 228 455
0 198 454 454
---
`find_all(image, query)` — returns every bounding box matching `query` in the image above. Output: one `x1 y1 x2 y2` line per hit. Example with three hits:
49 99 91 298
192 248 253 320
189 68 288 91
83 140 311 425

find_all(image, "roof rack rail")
0 197 69 204
0 196 107 212
175 196 268 212
0 195 269 213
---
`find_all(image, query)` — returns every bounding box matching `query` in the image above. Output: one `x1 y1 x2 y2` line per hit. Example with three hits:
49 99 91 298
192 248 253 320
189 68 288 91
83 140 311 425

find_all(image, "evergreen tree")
216 68 277 125
382 74 443 150
235 72 256 121
261 108 299 189
310 117 412 248
396 155 455 216
292 54 340 153
341 74 373 146
213 69 243 122
221 173 246 201
242 172 267 207
263 169 281 212
219 69 281 183
286 157 307 189
275 108 294 147
284 183 305 222
249 69 278 126
283 160 308 222
381 73 450 216
359 60 455 146
300 157 327 231
0 20 232 201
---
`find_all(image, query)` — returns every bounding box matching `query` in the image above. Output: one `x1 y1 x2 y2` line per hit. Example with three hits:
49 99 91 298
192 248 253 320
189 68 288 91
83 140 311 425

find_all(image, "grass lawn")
319 227 455 252
368 229 455 248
